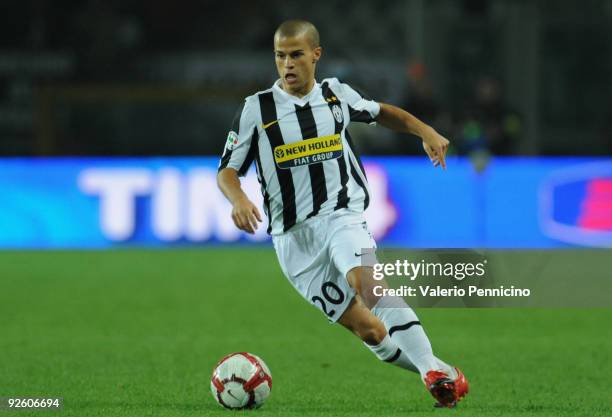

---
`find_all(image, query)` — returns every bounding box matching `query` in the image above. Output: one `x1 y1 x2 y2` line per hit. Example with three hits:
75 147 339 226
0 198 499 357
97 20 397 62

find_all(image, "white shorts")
272 209 377 323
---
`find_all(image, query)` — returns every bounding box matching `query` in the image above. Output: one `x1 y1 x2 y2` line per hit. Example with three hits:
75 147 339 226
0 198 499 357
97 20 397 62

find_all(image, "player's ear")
313 46 322 63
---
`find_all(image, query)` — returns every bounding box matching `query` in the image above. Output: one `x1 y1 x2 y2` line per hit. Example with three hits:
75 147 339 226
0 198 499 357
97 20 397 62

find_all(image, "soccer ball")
210 352 272 409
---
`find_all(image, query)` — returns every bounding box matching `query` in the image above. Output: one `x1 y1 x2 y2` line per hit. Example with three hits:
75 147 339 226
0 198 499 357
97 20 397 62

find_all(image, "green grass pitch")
1 249 611 416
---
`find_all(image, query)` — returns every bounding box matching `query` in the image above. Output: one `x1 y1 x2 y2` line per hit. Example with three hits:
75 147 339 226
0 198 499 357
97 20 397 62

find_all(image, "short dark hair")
274 20 320 49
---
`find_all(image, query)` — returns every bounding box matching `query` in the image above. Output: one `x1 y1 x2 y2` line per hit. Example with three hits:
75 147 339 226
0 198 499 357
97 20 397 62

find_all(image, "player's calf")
338 295 420 372
337 297 387 345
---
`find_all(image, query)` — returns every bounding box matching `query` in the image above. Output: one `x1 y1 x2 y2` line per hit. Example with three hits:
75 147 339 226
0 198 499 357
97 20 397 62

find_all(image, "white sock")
365 336 455 378
364 335 418 373
371 296 447 379
435 357 456 379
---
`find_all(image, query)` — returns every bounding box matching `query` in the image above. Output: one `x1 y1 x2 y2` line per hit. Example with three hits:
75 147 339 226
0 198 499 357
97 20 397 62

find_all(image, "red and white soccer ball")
210 352 272 409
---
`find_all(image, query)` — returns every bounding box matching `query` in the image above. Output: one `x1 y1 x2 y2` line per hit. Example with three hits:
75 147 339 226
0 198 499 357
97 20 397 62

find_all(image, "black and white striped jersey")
219 77 379 235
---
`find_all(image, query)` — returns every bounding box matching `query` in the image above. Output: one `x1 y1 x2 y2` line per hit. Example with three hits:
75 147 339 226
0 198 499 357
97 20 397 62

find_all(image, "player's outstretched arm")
217 168 262 234
376 102 450 169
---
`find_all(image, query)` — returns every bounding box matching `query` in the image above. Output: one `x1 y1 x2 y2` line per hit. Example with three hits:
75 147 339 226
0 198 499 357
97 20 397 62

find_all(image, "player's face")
274 34 321 97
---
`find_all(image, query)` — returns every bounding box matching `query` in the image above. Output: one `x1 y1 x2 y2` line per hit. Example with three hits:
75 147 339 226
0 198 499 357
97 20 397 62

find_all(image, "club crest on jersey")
226 131 239 150
332 104 343 124
273 134 343 169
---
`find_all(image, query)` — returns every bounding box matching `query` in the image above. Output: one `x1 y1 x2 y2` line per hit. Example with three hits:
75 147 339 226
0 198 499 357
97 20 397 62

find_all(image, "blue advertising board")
0 157 610 248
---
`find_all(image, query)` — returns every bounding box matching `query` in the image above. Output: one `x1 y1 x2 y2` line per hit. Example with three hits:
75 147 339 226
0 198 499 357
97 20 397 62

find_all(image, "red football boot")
424 367 469 408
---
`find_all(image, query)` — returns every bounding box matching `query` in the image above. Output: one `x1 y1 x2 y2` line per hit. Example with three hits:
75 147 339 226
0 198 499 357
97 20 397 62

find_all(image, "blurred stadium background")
1 1 611 416
1 0 611 157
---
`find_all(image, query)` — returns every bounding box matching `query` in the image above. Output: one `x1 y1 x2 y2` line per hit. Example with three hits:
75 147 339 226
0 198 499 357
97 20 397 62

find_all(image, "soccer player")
217 19 469 408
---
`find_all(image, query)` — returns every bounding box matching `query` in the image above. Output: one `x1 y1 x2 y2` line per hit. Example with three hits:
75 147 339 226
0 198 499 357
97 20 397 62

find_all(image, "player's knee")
346 267 381 309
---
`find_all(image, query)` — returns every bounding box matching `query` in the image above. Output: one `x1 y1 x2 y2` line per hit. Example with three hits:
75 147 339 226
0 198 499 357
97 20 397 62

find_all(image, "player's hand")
231 196 262 234
421 128 450 169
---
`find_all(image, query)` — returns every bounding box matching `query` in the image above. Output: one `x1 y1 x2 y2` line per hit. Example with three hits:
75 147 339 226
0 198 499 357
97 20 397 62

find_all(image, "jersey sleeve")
341 81 381 124
218 99 258 177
